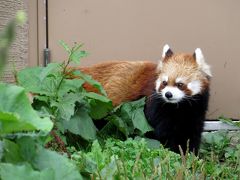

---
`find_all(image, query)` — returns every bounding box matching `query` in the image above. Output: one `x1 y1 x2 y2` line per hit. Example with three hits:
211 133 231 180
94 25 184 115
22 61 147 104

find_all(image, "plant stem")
55 48 73 96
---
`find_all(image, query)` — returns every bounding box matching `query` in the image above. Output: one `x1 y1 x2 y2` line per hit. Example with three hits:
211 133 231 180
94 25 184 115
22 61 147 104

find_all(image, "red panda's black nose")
165 92 173 99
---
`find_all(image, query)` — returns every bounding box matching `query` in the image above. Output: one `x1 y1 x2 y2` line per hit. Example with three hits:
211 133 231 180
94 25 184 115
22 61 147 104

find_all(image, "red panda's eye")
162 81 168 86
176 83 184 89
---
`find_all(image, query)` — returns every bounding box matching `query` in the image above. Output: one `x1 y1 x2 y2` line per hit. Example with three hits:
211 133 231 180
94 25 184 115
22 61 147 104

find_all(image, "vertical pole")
43 0 50 66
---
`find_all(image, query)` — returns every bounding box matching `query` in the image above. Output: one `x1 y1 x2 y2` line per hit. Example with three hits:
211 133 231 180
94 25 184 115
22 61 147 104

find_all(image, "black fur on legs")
144 89 209 154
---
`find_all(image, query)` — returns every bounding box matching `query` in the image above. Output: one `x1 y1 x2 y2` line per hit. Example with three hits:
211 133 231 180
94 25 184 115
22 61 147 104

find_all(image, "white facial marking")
194 48 212 77
157 60 163 71
155 78 161 92
187 80 201 95
162 44 170 58
176 77 186 83
162 86 185 103
162 75 168 82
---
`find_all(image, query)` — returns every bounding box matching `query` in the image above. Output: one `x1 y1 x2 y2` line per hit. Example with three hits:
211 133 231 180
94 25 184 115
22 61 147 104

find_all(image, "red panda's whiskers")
185 95 200 102
184 98 193 107
149 92 162 99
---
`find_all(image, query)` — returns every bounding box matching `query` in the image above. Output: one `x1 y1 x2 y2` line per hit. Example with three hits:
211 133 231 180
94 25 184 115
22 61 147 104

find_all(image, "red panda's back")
77 61 158 106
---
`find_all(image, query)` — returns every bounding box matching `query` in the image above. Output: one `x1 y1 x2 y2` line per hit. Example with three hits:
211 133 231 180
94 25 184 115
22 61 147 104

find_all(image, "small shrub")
17 40 152 151
0 12 82 180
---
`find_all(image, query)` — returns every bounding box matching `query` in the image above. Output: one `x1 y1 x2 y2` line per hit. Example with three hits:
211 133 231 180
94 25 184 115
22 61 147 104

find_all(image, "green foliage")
59 40 88 64
71 136 240 179
0 13 82 180
0 83 53 134
17 41 113 144
105 98 153 137
0 137 82 180
33 146 82 180
0 77 82 180
17 41 152 149
63 108 97 140
200 131 240 179
0 163 54 180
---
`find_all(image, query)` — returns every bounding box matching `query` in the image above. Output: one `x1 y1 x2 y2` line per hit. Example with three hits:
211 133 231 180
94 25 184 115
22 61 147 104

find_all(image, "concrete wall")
0 0 28 82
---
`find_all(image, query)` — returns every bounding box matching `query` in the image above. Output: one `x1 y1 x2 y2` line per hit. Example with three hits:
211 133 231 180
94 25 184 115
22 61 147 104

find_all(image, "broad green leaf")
39 63 61 81
0 163 54 180
85 92 113 119
2 139 23 163
57 79 85 97
121 97 152 133
73 70 107 96
115 103 134 133
132 108 153 133
33 147 82 180
105 97 152 136
0 83 53 134
106 114 130 137
17 66 62 96
63 107 96 140
17 67 42 93
0 112 36 133
59 40 71 54
17 137 37 163
119 103 133 122
51 93 79 121
89 99 113 119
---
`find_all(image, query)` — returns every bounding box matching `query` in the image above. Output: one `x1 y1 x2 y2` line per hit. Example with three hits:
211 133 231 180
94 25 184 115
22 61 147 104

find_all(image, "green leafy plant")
0 12 82 180
17 41 113 149
0 83 53 134
71 137 240 179
17 40 153 150
199 131 240 178
101 97 153 139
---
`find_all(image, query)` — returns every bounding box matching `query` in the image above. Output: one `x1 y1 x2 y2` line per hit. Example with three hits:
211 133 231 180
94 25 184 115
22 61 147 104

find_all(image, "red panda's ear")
157 44 173 71
162 44 173 59
193 48 212 77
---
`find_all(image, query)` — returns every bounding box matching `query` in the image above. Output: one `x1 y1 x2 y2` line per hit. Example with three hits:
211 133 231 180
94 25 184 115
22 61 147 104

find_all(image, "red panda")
144 45 211 154
73 44 212 154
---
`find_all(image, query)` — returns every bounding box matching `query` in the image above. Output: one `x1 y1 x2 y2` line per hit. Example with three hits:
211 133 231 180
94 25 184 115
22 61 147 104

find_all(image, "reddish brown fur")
72 61 158 106
159 53 210 95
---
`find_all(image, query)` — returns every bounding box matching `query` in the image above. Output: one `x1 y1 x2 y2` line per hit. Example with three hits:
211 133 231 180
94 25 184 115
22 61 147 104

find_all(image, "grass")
69 130 240 179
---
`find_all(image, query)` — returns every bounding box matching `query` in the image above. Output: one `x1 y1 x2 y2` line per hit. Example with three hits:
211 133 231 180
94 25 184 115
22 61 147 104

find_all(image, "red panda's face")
155 45 211 103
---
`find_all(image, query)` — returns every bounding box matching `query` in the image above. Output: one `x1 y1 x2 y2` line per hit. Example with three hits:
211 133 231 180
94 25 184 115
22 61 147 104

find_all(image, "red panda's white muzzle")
161 86 185 103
